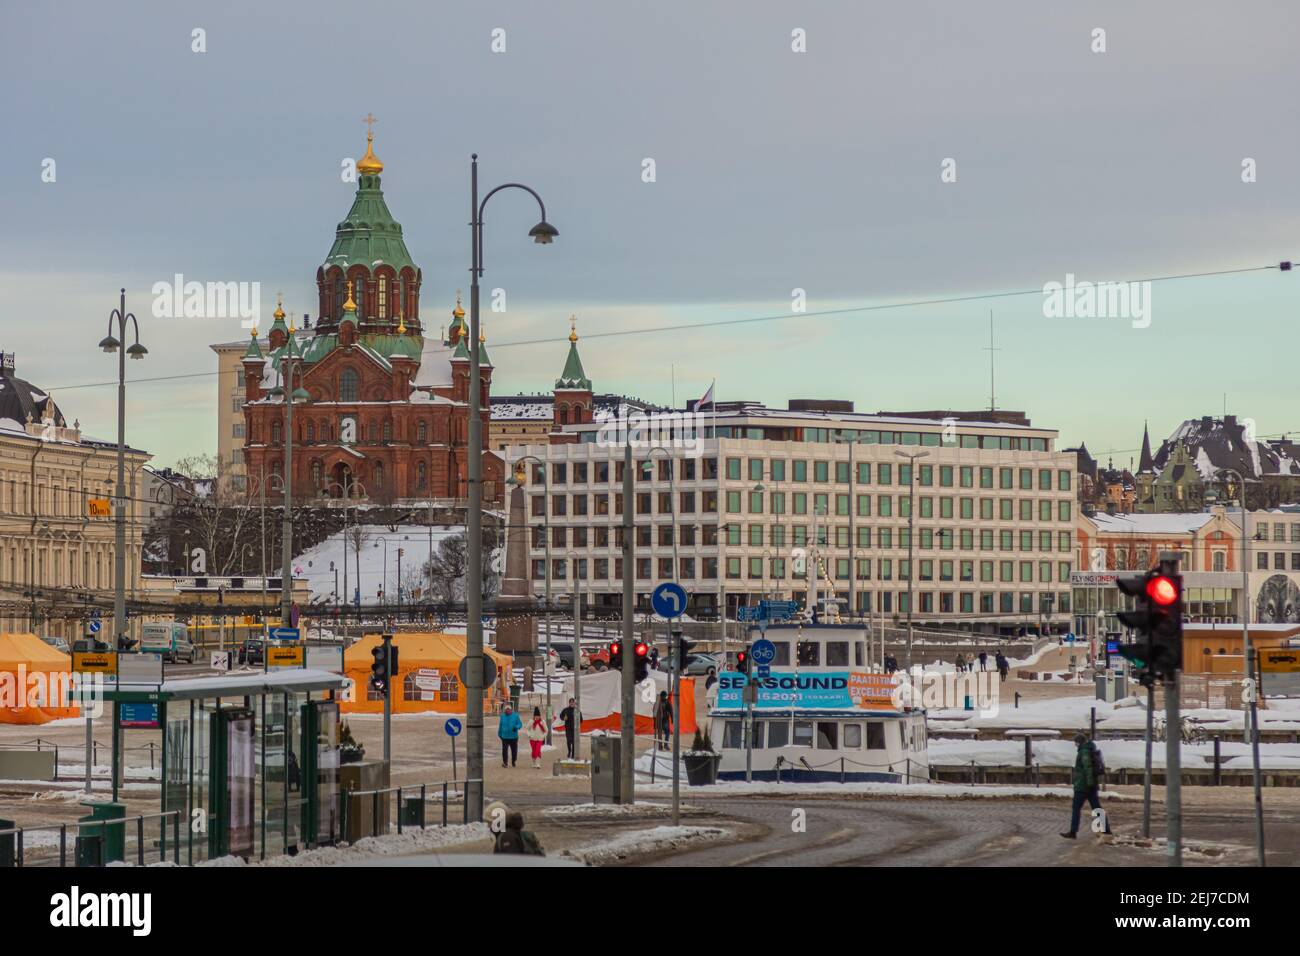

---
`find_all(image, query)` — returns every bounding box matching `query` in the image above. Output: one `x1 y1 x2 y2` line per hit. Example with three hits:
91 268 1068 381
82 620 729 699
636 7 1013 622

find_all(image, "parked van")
140 621 197 663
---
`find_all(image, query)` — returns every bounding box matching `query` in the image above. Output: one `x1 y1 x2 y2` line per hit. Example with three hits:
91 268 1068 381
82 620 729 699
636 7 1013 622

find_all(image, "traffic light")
634 641 650 681
677 631 701 670
370 639 398 695
735 646 751 675
608 641 623 670
1114 560 1183 686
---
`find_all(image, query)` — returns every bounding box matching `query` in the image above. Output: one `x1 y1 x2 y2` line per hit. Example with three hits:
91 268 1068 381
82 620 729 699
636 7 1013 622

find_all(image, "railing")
772 755 933 785
0 811 181 868
3 738 165 780
337 778 485 844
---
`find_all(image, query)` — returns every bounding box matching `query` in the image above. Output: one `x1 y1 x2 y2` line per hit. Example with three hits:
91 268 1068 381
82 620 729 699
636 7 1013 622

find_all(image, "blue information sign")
444 718 463 737
268 627 300 642
651 582 688 619
118 702 160 729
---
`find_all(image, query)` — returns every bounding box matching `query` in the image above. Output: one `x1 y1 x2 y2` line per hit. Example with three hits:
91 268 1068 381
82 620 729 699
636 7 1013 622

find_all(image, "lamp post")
1220 467 1266 867
509 456 552 744
894 450 930 668
268 329 310 628
465 155 557 822
99 290 147 653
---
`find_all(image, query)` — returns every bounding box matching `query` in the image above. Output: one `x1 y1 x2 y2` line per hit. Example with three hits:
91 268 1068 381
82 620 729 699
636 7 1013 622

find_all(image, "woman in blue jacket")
498 703 523 768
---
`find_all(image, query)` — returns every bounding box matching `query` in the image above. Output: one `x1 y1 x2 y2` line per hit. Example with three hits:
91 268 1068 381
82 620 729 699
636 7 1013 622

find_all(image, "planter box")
683 753 721 786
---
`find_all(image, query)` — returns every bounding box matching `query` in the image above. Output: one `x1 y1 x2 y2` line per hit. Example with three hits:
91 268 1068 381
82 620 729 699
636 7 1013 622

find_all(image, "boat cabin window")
797 641 820 666
723 721 744 749
866 722 886 750
816 722 838 749
793 721 814 747
768 720 790 748
854 642 866 666
826 641 850 666
843 723 863 749
770 641 791 666
899 723 908 749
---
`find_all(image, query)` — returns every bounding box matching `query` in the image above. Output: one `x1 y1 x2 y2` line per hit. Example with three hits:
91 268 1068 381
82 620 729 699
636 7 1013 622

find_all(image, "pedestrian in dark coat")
558 697 578 759
1061 733 1111 838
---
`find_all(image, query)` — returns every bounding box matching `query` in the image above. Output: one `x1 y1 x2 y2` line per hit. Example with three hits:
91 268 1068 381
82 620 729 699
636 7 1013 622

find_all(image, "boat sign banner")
716 671 899 711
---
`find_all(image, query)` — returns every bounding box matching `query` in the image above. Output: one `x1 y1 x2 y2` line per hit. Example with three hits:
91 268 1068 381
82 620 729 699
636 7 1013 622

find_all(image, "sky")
3 0 1299 473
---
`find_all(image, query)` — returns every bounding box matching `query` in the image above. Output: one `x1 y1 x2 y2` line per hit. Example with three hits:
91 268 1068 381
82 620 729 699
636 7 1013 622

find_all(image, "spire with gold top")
446 291 468 347
357 113 384 175
555 314 591 390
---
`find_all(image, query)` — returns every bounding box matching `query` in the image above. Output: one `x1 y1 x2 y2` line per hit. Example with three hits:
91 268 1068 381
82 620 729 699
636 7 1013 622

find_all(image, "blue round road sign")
444 718 463 737
751 638 776 665
651 582 688 619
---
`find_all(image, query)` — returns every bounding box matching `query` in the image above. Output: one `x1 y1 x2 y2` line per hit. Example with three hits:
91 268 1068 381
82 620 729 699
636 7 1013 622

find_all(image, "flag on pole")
698 380 715 410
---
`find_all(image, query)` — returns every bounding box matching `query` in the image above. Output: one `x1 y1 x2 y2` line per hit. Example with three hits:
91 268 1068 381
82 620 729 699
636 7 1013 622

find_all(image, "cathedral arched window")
333 275 345 317
311 459 323 489
378 275 388 318
340 368 359 402
383 421 392 444
271 421 281 445
417 461 427 489
306 422 315 444
417 420 427 444
373 461 384 490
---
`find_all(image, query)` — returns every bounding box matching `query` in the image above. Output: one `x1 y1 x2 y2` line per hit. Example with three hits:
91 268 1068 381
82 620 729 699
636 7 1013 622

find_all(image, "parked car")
680 651 720 677
140 621 197 663
40 636 71 655
238 638 266 665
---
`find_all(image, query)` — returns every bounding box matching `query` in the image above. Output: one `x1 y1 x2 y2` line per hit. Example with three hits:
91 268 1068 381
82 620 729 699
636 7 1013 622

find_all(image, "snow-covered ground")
929 737 1300 771
634 779 1121 799
543 801 706 819
560 825 729 865
294 523 464 605
929 693 1300 733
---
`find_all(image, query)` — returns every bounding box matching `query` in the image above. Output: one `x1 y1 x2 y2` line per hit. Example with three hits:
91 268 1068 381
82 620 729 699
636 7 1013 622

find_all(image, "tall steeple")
555 315 592 390
1139 420 1155 473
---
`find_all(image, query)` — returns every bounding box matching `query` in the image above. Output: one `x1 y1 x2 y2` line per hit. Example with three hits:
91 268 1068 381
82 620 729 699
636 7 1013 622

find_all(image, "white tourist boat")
708 623 929 783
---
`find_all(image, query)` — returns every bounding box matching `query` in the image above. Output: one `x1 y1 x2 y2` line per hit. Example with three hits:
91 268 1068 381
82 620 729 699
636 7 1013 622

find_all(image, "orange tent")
341 632 512 714
0 633 79 724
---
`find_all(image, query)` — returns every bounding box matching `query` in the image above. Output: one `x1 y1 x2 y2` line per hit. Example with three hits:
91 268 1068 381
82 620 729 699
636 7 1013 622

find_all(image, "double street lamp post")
894 450 930 668
509 457 552 745
268 327 310 628
464 155 557 823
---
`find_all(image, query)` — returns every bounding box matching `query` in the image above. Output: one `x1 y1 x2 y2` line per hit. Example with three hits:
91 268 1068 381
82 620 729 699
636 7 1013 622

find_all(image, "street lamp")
100 290 146 654
894 449 930 668
465 156 557 821
509 456 553 744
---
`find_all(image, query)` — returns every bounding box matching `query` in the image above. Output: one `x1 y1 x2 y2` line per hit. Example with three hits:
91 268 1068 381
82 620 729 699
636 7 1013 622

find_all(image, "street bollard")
1213 735 1222 786
1014 691 1020 709
1024 736 1032 771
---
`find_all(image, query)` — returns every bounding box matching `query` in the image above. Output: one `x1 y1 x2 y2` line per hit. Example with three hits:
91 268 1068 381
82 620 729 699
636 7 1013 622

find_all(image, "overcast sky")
3 0 1298 471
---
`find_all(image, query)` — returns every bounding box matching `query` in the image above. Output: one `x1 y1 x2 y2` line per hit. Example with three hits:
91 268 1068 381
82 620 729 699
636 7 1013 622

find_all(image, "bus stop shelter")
99 667 347 864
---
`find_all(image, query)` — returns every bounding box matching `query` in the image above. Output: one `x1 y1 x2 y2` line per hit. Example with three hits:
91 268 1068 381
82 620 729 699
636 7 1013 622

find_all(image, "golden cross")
363 113 377 137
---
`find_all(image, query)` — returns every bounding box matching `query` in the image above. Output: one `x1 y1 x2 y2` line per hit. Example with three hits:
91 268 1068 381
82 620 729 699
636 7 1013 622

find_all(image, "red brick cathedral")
241 130 504 504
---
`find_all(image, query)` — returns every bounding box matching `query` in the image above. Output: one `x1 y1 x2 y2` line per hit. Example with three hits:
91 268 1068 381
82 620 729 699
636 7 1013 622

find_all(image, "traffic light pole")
620 433 635 803
671 627 682 827
1164 673 1182 866
383 632 393 767
1247 646 1266 866
1142 683 1153 838
573 587 583 763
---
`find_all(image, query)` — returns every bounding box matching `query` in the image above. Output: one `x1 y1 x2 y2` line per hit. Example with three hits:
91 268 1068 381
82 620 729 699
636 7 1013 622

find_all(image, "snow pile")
636 779 1121 800
561 826 728 865
198 822 492 867
543 801 704 819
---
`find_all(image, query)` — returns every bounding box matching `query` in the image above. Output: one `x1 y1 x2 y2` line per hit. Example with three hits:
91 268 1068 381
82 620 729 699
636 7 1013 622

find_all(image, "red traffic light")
609 642 619 655
1146 575 1179 606
634 641 649 658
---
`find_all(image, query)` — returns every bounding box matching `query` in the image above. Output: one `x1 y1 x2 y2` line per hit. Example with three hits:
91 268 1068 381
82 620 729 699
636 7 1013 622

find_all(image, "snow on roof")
491 400 552 421
1088 511 1217 535
414 347 454 388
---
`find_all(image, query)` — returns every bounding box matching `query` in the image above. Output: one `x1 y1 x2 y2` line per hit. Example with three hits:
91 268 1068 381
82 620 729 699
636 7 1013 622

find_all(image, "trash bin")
400 796 425 828
75 833 105 867
509 684 521 710
0 818 13 867
79 801 126 864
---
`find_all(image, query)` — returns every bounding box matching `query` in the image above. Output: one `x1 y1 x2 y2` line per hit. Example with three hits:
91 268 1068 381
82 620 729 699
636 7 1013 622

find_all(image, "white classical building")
506 400 1078 635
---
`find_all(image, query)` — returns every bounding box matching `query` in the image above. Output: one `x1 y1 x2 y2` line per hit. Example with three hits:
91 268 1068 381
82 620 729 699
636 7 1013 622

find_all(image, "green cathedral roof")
322 171 417 276
555 339 591 390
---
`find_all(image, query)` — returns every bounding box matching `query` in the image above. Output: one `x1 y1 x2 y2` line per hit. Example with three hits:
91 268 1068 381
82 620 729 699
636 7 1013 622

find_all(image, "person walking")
1061 733 1111 838
653 690 673 747
955 653 966 674
649 645 660 671
558 697 578 759
978 650 988 672
526 706 547 768
995 652 1009 682
498 703 523 768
